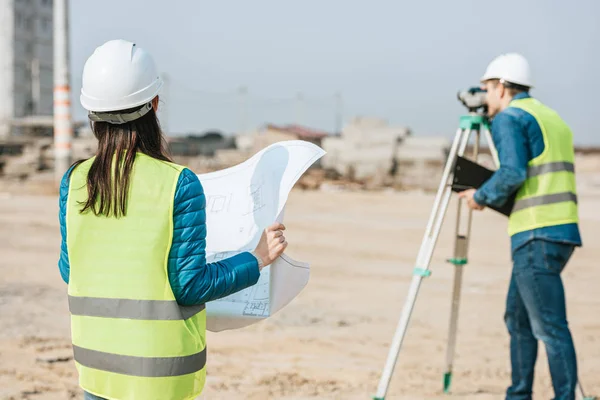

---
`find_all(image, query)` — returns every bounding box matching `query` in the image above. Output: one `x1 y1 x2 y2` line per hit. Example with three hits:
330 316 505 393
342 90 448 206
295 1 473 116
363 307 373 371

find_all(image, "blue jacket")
473 92 582 254
58 165 260 306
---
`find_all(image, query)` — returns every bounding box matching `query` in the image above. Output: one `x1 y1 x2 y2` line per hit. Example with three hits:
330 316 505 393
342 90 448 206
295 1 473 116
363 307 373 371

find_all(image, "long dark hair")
72 102 172 218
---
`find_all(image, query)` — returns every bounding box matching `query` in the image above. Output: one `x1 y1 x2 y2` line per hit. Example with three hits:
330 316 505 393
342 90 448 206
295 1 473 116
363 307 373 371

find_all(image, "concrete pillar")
53 0 72 186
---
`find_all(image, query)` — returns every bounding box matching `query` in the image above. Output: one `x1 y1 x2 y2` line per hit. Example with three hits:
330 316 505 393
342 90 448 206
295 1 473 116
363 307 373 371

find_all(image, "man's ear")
498 83 507 99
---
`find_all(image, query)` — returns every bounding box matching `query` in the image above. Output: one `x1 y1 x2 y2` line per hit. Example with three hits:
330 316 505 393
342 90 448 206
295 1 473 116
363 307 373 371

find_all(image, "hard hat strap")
88 102 153 125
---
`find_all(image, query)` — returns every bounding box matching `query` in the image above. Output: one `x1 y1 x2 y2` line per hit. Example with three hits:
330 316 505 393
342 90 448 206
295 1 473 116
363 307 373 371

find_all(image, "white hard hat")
480 53 533 88
80 39 163 119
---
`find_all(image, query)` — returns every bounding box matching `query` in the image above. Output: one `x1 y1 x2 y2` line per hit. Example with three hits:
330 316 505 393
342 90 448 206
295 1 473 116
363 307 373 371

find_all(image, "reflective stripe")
69 296 205 320
73 345 206 377
513 192 577 213
528 161 574 177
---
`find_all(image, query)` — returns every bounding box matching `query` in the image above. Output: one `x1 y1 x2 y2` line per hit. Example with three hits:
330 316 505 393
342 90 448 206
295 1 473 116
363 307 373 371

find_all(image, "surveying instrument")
372 88 594 400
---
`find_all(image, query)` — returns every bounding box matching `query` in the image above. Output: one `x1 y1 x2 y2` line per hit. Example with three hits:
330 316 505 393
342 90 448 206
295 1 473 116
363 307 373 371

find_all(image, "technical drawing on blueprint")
198 140 325 332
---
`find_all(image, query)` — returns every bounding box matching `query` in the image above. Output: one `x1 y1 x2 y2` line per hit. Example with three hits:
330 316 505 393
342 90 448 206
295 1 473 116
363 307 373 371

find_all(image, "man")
458 53 582 400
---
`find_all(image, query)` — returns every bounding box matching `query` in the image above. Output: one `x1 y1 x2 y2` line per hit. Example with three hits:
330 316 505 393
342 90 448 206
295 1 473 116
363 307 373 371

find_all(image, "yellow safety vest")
507 98 579 236
66 152 206 400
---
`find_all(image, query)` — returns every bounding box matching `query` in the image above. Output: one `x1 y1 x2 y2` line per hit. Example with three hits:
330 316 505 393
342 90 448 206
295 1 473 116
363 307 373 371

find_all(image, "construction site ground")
1 177 599 399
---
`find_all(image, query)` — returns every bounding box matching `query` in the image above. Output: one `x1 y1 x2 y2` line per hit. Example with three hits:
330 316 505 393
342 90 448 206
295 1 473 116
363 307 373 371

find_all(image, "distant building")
321 117 411 180
0 0 54 137
392 135 451 190
234 123 332 167
320 116 450 190
167 131 236 157
254 124 330 148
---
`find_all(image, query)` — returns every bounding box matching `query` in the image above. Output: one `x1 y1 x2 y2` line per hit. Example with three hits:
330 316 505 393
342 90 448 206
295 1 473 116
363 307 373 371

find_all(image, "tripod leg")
373 127 472 400
443 130 481 393
577 381 596 399
483 127 500 168
442 237 466 393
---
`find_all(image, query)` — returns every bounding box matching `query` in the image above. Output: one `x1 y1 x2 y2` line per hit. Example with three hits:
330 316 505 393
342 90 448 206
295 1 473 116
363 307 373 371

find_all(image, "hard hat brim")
80 78 163 113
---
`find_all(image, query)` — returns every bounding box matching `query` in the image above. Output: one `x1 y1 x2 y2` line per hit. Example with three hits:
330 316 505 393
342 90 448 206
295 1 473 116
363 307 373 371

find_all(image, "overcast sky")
69 0 599 144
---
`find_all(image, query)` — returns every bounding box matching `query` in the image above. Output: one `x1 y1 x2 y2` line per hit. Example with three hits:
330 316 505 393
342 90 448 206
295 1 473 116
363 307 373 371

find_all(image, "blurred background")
1 0 599 193
1 2 600 399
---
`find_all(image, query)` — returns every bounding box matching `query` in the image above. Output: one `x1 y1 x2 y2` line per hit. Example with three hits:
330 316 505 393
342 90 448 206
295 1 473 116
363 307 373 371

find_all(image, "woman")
58 39 287 400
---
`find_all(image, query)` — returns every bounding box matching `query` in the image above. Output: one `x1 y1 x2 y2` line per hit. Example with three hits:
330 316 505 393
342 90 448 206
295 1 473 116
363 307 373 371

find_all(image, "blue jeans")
505 239 578 400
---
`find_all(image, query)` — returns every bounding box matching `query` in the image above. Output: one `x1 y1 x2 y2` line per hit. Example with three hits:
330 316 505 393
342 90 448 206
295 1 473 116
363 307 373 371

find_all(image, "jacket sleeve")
58 166 74 284
474 111 528 208
168 168 261 306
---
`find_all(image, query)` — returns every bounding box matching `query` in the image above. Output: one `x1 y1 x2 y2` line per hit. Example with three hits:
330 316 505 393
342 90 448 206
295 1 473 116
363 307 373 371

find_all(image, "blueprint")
197 140 326 332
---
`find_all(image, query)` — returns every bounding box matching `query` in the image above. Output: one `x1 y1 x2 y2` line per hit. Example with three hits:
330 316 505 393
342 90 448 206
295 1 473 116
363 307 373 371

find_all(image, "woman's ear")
152 96 159 112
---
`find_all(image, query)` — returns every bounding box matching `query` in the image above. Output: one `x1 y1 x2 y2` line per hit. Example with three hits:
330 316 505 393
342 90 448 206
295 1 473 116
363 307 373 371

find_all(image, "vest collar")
512 92 531 101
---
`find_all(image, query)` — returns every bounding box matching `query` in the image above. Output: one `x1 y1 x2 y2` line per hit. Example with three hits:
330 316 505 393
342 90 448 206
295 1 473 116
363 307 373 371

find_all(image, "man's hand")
458 189 485 211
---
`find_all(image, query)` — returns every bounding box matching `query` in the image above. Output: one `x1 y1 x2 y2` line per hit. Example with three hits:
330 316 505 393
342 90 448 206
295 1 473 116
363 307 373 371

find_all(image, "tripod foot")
443 372 452 394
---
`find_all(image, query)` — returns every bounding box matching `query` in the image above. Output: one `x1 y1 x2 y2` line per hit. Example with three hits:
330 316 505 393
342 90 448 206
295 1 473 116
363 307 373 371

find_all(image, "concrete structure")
322 117 411 180
249 124 330 149
167 131 235 157
0 0 54 138
321 116 450 190
236 124 331 167
392 136 450 190
53 0 73 186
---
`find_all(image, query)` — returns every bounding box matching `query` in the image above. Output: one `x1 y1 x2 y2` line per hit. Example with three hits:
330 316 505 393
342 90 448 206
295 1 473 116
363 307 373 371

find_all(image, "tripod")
373 114 594 400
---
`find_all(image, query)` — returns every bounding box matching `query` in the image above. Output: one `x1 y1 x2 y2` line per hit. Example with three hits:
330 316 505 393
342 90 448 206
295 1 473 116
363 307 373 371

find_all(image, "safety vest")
506 98 579 236
66 153 206 400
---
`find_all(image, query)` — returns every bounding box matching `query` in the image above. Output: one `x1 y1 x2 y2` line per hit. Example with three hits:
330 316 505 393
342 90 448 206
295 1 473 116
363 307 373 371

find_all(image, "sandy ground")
1 184 599 400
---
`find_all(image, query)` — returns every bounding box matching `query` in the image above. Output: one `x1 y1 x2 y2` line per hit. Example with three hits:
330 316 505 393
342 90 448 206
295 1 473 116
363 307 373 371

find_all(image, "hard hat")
80 39 163 117
480 53 533 88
